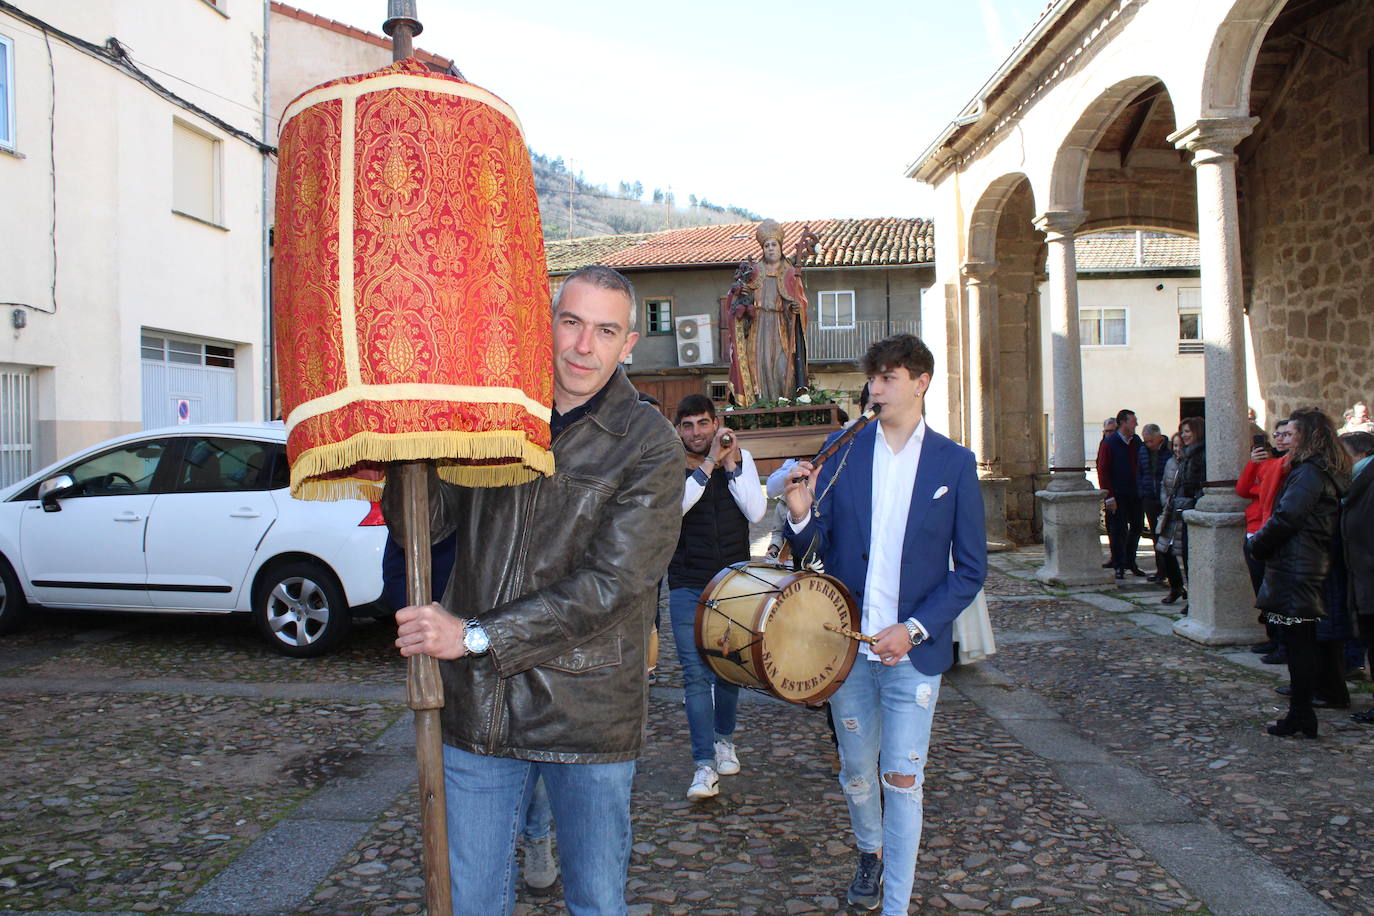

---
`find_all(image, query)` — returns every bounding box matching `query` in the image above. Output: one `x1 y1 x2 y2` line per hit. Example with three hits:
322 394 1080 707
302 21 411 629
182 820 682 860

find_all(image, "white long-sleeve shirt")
790 420 928 661
682 448 767 523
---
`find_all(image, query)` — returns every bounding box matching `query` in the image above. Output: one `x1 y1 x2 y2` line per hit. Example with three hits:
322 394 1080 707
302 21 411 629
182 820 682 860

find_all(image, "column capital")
1168 117 1259 165
961 260 998 283
1033 210 1088 241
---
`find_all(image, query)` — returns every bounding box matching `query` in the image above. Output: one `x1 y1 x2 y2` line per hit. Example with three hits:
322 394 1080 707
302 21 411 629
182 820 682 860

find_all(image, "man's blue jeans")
669 585 739 765
442 744 635 915
828 659 942 916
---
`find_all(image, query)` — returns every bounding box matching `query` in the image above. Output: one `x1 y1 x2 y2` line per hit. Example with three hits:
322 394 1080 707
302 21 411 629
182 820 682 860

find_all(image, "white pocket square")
932 486 949 499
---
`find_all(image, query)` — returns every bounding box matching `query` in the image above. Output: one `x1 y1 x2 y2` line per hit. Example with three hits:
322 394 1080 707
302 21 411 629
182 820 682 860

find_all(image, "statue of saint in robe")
723 220 818 404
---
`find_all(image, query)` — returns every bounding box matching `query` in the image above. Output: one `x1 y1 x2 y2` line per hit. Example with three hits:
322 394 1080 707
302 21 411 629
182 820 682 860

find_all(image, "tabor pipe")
398 461 452 916
790 404 881 484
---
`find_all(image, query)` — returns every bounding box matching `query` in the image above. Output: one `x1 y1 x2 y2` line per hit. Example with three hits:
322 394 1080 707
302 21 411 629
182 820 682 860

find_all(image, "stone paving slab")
297 693 1203 916
986 577 1374 914
1 560 1371 914
0 689 400 912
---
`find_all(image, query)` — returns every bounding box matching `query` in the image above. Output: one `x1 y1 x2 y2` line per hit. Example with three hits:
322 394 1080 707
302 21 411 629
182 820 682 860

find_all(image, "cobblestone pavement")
1 545 1371 915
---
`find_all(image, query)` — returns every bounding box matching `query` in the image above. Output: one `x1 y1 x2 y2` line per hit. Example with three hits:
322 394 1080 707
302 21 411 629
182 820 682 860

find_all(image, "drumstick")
824 622 878 645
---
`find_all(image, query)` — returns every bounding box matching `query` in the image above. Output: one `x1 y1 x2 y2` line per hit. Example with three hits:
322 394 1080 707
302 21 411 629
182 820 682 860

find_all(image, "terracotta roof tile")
1076 233 1199 270
544 231 667 273
546 218 933 273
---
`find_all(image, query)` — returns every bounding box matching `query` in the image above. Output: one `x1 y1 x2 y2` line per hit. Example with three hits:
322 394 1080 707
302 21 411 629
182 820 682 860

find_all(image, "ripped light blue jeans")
828 659 941 916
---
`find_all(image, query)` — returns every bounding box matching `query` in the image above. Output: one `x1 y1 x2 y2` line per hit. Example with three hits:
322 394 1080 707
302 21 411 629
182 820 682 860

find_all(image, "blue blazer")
786 423 987 675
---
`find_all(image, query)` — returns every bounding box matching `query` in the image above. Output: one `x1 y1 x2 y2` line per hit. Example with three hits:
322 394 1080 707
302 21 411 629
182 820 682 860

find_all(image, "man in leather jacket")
385 265 682 915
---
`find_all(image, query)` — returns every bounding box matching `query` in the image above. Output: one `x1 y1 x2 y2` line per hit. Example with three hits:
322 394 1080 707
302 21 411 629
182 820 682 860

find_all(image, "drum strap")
802 438 858 567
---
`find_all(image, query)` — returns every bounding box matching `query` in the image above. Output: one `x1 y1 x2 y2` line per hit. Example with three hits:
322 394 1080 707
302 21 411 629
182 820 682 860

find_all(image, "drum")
695 562 860 705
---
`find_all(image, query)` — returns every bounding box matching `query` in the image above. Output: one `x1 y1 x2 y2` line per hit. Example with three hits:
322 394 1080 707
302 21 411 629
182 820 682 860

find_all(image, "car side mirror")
38 474 76 512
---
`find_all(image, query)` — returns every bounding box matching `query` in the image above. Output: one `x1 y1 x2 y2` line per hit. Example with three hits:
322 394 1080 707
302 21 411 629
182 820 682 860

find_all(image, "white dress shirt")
860 419 925 661
787 420 928 661
682 448 767 523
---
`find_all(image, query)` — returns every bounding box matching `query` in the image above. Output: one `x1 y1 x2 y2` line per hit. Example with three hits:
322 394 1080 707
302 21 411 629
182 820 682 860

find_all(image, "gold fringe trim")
289 429 555 502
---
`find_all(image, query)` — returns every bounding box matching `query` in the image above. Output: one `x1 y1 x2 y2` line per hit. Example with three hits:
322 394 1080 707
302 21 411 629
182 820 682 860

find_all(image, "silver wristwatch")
903 618 925 647
463 619 490 655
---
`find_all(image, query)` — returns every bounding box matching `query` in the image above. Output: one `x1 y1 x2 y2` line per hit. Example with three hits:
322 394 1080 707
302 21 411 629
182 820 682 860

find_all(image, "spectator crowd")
1096 401 1374 737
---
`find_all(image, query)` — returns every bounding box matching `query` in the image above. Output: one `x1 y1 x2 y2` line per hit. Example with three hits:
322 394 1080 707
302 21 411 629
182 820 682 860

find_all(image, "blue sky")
292 1 1046 222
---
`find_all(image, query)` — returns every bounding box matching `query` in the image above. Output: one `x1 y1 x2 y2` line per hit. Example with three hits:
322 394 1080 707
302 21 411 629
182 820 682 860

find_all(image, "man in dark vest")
667 394 766 800
1097 408 1145 579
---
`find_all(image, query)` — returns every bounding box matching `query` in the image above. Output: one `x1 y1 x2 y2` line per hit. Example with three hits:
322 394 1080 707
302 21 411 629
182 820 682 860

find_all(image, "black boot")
1266 710 1318 738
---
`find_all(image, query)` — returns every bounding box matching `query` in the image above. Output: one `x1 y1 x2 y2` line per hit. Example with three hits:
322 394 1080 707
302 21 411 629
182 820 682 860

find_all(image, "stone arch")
1048 76 1171 212
1201 0 1289 116
968 172 1032 266
965 175 1046 543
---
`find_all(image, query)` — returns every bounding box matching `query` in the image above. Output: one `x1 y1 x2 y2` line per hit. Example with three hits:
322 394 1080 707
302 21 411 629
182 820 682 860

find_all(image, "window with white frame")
644 298 673 335
818 290 855 329
0 34 15 150
172 119 221 224
1177 287 1202 353
1079 307 1127 346
142 334 235 368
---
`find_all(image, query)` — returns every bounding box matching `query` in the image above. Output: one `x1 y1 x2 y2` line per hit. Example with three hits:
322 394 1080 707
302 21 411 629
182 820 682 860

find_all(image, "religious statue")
723 220 820 405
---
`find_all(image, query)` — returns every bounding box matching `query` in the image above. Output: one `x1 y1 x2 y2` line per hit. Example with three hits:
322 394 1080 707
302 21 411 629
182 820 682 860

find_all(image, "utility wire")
0 1 274 154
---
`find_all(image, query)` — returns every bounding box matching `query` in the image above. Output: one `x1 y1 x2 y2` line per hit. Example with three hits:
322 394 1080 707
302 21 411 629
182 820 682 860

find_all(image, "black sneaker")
1250 641 1277 655
847 852 883 910
1260 650 1288 665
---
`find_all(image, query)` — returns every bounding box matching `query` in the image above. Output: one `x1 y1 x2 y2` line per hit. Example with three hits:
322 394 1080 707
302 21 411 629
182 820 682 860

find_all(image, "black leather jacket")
1252 457 1348 619
383 368 682 763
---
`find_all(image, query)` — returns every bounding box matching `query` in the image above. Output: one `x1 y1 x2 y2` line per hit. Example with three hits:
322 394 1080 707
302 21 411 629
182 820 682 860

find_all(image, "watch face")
465 623 489 654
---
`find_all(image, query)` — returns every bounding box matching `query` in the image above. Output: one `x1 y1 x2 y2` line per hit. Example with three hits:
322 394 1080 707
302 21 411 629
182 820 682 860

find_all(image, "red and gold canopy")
274 58 554 501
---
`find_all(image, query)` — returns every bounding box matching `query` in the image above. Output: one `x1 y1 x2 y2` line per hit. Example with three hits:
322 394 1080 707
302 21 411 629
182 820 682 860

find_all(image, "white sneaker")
713 739 741 775
686 764 719 800
523 833 558 892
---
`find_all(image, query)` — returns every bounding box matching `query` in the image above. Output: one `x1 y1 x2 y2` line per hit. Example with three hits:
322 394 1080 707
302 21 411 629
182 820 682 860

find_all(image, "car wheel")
252 560 351 658
0 555 29 636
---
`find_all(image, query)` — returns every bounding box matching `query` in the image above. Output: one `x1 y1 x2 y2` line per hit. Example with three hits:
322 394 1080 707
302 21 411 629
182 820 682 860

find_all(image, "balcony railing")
806 319 920 362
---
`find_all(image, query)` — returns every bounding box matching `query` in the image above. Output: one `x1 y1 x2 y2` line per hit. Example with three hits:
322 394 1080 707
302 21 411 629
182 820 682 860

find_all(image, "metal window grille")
0 367 34 487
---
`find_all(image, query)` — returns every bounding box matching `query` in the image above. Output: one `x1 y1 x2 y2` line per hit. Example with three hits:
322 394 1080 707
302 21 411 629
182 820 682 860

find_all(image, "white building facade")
0 0 271 484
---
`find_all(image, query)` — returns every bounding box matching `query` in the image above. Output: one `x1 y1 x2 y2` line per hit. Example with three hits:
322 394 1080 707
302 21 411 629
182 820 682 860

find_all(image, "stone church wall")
1242 4 1374 420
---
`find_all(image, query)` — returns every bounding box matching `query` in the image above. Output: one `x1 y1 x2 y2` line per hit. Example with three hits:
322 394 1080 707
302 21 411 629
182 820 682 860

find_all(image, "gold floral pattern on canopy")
275 59 554 501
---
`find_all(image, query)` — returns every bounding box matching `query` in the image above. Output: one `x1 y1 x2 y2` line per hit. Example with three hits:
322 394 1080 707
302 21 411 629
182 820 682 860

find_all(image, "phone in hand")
1252 434 1266 448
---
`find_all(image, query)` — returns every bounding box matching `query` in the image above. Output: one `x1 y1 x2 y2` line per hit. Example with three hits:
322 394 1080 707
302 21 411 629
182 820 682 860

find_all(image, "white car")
0 422 388 657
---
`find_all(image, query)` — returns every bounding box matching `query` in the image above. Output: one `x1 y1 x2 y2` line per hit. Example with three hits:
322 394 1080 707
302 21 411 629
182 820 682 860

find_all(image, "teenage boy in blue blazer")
784 334 986 914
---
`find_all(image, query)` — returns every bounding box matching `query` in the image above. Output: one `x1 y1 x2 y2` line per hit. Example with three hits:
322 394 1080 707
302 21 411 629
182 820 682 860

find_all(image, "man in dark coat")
1097 409 1144 579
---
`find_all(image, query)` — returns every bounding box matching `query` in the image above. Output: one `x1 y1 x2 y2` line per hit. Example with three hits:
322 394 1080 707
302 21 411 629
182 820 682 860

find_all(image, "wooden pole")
397 461 452 916
384 9 448 913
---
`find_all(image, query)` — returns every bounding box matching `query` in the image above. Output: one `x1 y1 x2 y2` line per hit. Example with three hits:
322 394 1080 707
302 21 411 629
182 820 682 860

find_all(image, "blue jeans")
828 659 941 916
669 586 739 766
521 776 552 841
442 744 635 915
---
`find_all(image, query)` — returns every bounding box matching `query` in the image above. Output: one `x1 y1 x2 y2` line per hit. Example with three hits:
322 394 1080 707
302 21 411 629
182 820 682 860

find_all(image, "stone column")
964 261 1013 551
1032 211 1111 586
1168 117 1263 644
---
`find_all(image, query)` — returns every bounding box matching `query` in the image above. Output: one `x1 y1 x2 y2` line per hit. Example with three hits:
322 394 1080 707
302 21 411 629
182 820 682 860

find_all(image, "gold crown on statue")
755 219 784 247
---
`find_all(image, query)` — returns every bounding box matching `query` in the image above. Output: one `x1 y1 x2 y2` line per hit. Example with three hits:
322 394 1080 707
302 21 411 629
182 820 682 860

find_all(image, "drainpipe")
260 0 272 420
885 271 891 334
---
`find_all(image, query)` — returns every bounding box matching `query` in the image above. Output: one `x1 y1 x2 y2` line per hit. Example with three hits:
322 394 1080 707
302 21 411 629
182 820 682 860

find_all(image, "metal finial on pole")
384 0 422 60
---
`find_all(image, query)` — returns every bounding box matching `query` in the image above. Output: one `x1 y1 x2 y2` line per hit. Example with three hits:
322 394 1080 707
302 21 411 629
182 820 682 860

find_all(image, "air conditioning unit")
675 315 714 367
